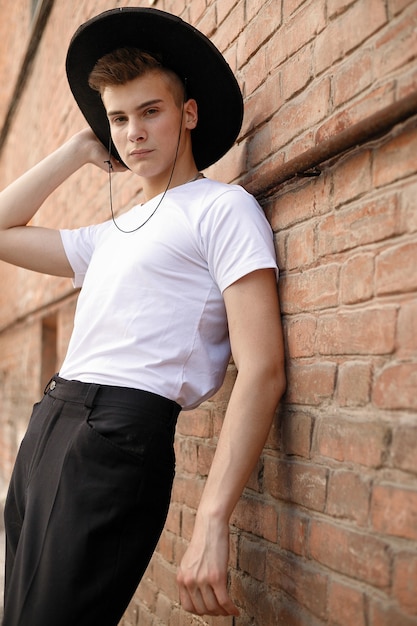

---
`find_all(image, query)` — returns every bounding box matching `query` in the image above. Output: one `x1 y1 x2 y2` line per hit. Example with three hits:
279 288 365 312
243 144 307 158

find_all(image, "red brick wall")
1 1 417 625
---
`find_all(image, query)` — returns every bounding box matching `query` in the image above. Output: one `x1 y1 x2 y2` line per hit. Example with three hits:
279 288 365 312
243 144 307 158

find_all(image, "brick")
314 0 387 73
281 44 314 101
371 484 417 540
340 253 374 304
286 223 316 269
239 0 282 61
269 174 332 232
171 474 205 510
176 407 212 438
239 535 267 581
373 363 417 410
281 410 313 458
230 573 281 625
175 438 198 474
376 242 417 295
265 551 328 619
164 502 181 536
388 0 416 14
271 78 331 151
275 600 325 626
180 505 196 542
337 361 372 407
394 551 417 615
374 127 417 188
398 63 417 99
327 0 357 18
280 0 326 59
332 150 372 208
309 520 391 587
316 307 397 355
231 493 278 542
154 590 176 625
315 417 390 467
317 193 399 257
242 45 268 95
397 299 417 357
316 82 396 143
245 457 265 493
285 315 317 358
283 127 316 162
401 180 417 234
279 265 339 314
374 6 417 78
245 106 275 167
333 50 374 107
212 2 245 51
327 470 370 526
283 0 314 19
196 442 215 477
285 362 337 406
156 529 175 563
264 457 328 512
369 600 417 626
391 424 417 473
278 508 310 556
327 580 367 626
265 409 282 451
151 556 178 601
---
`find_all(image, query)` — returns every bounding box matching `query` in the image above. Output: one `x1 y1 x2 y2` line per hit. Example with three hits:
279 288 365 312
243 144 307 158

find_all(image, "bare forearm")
177 365 285 617
196 367 285 524
0 133 90 230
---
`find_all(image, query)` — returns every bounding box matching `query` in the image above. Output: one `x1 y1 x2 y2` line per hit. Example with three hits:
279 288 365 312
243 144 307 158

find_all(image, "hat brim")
65 7 243 171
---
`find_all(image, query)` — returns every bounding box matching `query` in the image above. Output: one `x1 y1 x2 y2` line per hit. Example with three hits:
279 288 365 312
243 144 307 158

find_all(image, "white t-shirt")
59 178 277 410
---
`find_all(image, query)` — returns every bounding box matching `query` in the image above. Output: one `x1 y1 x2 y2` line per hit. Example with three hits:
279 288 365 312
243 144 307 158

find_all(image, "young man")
0 8 285 625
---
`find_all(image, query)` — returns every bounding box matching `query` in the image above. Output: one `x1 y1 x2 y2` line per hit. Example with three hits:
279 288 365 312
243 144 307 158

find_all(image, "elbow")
270 359 287 407
244 356 287 409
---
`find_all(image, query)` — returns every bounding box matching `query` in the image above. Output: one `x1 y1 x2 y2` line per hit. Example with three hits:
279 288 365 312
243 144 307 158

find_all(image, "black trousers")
3 375 181 626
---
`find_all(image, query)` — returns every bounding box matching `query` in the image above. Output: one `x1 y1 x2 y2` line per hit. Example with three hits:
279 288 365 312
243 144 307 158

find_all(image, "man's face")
102 71 196 182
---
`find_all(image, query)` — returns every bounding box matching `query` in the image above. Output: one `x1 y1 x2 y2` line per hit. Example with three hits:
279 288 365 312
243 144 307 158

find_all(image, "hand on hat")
73 128 127 173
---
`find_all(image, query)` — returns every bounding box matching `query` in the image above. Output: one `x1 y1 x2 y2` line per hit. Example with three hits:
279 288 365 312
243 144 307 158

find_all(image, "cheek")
110 128 124 151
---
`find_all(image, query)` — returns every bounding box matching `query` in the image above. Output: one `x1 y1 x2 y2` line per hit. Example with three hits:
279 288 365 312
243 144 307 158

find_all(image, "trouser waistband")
44 374 182 419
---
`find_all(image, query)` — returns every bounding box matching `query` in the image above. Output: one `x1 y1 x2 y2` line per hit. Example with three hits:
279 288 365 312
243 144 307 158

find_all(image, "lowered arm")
177 267 286 616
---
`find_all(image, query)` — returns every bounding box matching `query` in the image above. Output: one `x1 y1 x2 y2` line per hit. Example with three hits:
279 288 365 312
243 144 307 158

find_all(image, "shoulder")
200 178 258 204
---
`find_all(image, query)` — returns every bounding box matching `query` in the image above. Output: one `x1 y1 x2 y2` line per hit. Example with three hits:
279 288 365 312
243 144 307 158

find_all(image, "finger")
179 579 239 617
178 582 202 615
199 584 230 616
210 583 240 617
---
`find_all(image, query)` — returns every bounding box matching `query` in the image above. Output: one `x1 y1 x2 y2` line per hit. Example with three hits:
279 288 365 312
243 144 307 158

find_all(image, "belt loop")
84 383 101 409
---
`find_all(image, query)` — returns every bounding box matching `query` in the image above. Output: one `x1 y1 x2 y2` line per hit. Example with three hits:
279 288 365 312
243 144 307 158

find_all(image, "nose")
127 119 146 143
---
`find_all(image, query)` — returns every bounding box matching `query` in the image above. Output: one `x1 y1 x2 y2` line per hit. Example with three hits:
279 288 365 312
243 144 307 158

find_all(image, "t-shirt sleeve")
60 223 103 288
199 186 278 293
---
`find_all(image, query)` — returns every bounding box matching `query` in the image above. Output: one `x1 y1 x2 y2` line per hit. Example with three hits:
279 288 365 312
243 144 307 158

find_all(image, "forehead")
102 70 179 109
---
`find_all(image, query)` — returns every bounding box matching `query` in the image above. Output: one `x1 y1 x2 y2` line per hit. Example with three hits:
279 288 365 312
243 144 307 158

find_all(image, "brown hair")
88 47 186 106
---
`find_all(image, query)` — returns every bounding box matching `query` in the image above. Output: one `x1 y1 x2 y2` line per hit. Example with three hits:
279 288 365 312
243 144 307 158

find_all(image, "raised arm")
177 267 286 617
0 129 123 277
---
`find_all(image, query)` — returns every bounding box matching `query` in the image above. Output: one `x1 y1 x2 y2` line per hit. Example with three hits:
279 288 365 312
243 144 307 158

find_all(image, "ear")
184 98 198 130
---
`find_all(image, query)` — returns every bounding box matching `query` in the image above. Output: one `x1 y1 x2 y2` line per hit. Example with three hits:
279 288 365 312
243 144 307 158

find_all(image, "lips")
129 148 154 157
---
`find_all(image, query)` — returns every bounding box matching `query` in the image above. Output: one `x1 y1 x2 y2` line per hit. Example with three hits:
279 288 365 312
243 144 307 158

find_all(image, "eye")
144 107 159 116
110 115 127 125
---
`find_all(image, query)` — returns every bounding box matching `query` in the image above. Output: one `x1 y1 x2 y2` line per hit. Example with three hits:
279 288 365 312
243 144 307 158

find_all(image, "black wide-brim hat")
66 7 244 171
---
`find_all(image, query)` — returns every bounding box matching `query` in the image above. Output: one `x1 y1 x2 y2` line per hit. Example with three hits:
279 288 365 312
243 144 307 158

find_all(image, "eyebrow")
106 98 164 118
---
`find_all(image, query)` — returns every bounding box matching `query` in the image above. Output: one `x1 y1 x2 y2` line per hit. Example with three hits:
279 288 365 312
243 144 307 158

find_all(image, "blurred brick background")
0 1 417 625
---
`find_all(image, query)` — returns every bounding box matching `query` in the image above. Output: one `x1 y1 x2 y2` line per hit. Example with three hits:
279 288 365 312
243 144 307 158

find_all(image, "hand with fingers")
177 517 240 617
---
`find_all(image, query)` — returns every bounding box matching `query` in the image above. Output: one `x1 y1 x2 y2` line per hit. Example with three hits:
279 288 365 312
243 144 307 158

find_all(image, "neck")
141 163 201 203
